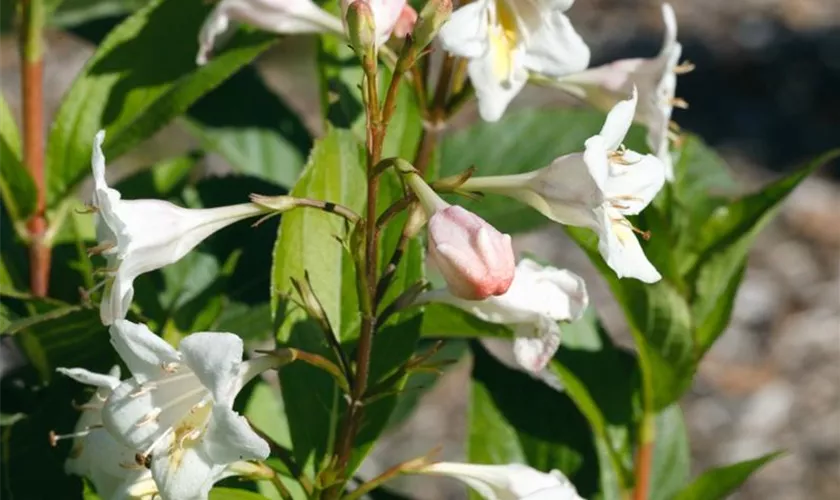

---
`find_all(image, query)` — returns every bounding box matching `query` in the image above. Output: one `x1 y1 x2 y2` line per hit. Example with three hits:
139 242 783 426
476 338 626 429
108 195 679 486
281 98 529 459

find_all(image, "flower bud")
427 205 516 300
393 4 418 39
345 0 377 61
399 166 515 300
412 0 452 49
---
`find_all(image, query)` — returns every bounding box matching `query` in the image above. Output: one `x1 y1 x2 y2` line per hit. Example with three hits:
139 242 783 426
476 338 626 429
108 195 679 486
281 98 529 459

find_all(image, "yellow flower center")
488 0 519 82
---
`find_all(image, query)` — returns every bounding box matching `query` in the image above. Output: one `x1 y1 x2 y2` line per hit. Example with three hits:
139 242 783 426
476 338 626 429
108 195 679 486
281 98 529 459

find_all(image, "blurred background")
1 0 838 498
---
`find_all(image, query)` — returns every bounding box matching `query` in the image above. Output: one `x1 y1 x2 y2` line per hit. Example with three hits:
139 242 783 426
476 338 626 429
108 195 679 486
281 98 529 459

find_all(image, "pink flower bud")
392 4 418 38
427 205 516 300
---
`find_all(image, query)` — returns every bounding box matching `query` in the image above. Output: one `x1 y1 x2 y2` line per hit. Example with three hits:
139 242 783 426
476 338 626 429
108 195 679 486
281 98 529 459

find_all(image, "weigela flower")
100 320 275 500
439 0 590 121
55 366 157 500
341 0 412 47
462 88 666 283
417 258 587 373
88 131 264 325
197 0 344 65
556 3 688 180
402 167 515 300
419 462 584 500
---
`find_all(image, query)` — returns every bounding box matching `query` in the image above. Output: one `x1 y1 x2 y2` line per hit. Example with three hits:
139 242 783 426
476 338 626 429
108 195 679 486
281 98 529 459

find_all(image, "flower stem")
20 0 48 297
632 413 655 500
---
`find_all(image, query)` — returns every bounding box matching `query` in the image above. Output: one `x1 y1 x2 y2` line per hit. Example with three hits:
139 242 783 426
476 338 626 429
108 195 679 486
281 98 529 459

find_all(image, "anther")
87 241 116 256
671 97 689 109
668 120 682 133
134 452 153 469
130 383 157 398
71 399 103 411
135 408 162 427
160 362 180 374
49 426 102 446
674 61 695 74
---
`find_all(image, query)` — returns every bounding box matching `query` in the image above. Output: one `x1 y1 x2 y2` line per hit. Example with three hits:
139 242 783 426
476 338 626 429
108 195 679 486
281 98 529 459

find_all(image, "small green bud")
345 0 377 62
413 0 452 50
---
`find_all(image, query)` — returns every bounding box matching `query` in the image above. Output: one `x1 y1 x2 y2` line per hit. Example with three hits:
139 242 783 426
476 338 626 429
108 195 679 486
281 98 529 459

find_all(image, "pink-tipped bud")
427 205 516 300
393 4 418 38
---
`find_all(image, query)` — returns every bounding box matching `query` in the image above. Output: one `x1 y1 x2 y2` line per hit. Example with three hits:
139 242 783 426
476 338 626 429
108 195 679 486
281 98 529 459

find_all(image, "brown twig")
20 0 49 296
632 413 655 500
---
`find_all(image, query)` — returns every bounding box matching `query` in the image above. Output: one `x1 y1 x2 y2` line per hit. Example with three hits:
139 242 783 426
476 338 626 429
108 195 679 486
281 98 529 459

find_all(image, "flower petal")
596 207 661 283
469 48 528 122
201 405 270 464
598 86 638 151
179 332 243 406
528 153 603 227
582 134 610 195
512 316 561 373
439 0 490 59
100 270 135 326
522 10 590 77
109 320 180 383
604 152 666 215
151 445 223 500
56 367 121 390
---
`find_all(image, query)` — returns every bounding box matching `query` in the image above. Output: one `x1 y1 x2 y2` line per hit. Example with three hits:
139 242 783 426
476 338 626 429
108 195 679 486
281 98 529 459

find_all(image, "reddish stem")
21 0 49 297
632 435 654 500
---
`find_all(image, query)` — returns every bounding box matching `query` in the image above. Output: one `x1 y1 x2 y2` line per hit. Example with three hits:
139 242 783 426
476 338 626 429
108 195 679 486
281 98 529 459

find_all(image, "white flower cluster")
56 133 276 500
58 1 691 498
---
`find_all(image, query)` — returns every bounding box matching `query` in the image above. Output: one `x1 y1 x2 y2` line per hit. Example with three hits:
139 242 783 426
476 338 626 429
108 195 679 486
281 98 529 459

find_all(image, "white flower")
462 89 666 283
197 0 344 65
55 366 158 500
100 320 275 500
439 0 589 121
417 258 587 373
556 3 686 180
419 462 584 500
89 131 265 325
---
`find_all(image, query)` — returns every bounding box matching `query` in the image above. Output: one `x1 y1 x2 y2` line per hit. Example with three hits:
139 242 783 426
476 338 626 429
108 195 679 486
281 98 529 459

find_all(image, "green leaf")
419 303 512 339
469 343 601 496
565 227 696 411
185 65 312 188
469 380 527 464
649 405 690 500
271 128 366 341
45 0 275 206
47 0 148 27
0 91 36 224
270 129 365 472
440 109 643 233
13 304 115 382
674 452 783 500
688 151 839 355
209 488 271 500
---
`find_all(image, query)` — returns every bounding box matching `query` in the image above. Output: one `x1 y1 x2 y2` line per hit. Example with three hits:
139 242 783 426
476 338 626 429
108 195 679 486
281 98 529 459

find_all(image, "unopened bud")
412 0 452 50
393 4 418 38
399 169 515 299
345 0 377 62
428 205 515 300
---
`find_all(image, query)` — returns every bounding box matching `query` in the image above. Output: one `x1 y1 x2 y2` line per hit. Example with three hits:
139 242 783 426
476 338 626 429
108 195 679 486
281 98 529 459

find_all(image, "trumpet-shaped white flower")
341 0 410 47
89 131 264 325
197 0 345 65
100 320 275 500
439 0 589 121
419 462 584 500
556 3 686 180
462 89 666 283
417 259 587 373
55 366 158 500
